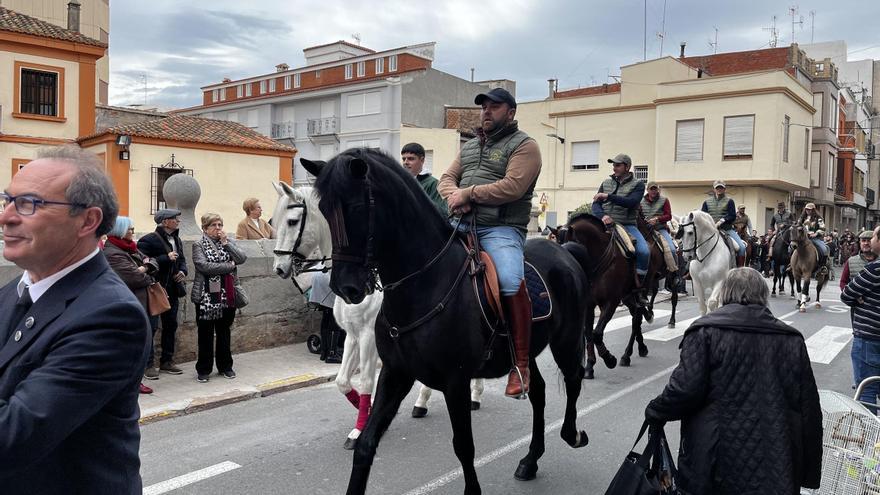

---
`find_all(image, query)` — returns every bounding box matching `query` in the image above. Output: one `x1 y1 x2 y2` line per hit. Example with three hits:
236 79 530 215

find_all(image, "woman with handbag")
192 213 248 383
103 216 163 394
643 268 822 494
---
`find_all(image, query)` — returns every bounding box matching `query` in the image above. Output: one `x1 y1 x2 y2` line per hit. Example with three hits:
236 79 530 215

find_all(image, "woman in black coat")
645 267 822 495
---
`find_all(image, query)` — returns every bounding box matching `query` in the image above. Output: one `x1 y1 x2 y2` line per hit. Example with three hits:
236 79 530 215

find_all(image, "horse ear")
348 157 368 179
273 181 294 197
301 158 326 178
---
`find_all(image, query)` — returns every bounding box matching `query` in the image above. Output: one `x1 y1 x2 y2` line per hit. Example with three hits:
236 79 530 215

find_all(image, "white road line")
604 310 672 334
643 316 699 342
805 326 852 364
143 461 241 495
402 364 678 495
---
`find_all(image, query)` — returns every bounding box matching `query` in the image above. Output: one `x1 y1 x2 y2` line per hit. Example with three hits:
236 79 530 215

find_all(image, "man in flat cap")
766 201 794 261
840 229 877 290
439 87 540 399
701 179 746 267
137 208 188 378
640 181 677 272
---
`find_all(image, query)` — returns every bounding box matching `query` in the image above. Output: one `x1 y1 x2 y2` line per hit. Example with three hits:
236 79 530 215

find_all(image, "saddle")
612 224 636 258
718 230 738 259
650 230 678 272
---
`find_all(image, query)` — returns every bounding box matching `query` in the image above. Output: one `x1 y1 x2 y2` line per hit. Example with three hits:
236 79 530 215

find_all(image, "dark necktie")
4 287 32 343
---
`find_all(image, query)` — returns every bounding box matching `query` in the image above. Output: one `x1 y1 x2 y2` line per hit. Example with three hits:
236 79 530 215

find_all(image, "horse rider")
401 142 447 214
840 228 857 262
840 230 877 290
640 181 677 272
592 153 650 306
733 205 753 235
701 179 747 267
796 203 829 273
766 201 794 261
439 87 540 399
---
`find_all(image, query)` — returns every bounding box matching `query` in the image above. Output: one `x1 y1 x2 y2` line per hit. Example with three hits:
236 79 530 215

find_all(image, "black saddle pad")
475 262 553 323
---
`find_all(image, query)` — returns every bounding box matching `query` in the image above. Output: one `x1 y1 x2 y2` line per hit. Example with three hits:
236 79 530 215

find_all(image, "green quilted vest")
704 195 732 228
848 254 873 278
599 173 640 225
459 125 535 230
640 196 668 230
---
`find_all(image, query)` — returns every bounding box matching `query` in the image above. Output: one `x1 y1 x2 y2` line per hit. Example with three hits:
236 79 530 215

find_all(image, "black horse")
770 226 795 297
303 149 591 495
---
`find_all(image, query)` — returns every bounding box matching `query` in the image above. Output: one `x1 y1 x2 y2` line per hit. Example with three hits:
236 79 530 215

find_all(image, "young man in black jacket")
137 209 188 378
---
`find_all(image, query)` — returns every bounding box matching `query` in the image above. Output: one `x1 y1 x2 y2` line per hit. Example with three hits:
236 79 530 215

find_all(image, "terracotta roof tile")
681 47 790 76
79 115 296 153
0 6 106 47
554 83 621 99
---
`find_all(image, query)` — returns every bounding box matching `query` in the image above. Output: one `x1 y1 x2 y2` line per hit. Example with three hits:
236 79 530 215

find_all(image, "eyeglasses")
0 193 87 216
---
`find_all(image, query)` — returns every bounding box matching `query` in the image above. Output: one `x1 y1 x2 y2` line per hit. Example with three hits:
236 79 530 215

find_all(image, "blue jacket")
0 254 150 494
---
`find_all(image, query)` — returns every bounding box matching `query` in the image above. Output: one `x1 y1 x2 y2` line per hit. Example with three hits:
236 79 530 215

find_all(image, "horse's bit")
679 220 721 263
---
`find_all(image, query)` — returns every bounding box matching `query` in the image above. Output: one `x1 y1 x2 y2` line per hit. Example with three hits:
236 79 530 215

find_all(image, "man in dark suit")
137 208 188 378
0 145 150 494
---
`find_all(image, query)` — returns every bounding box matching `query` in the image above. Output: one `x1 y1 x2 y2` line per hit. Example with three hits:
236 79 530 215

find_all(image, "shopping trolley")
804 377 880 495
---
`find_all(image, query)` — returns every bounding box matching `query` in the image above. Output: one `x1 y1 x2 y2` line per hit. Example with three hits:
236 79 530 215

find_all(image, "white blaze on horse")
678 210 734 315
271 182 382 450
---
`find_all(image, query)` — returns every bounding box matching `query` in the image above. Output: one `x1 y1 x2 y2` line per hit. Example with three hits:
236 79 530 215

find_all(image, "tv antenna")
657 0 668 57
708 26 719 54
789 5 804 44
809 10 816 43
351 33 361 45
762 15 779 48
141 74 147 106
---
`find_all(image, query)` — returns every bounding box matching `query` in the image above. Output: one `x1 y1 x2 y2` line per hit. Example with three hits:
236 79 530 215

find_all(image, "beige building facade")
518 48 816 233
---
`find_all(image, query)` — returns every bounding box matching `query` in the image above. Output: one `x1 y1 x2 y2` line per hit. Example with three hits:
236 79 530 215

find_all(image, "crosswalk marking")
643 316 699 342
805 326 852 365
603 310 672 334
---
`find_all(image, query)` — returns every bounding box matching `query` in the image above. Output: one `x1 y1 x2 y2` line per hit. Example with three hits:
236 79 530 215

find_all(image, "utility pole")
709 26 719 54
141 74 147 106
643 0 647 61
809 10 816 43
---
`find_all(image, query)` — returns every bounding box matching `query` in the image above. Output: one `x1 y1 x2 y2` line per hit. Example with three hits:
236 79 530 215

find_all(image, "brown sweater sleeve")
464 139 541 206
438 155 463 202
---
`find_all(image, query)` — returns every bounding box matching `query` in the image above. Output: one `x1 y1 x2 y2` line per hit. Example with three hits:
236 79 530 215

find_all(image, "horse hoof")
815 303 822 308
638 345 649 358
343 437 358 450
411 406 428 418
620 356 631 367
514 460 538 481
667 323 676 329
573 430 589 448
470 401 481 411
602 354 617 370
643 308 654 324
799 308 806 313
583 369 594 380
771 293 777 297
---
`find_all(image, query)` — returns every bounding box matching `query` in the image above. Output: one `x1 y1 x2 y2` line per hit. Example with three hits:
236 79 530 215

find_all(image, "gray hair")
36 145 118 237
719 267 769 307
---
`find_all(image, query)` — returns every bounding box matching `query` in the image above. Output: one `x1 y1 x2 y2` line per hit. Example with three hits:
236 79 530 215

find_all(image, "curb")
139 372 336 425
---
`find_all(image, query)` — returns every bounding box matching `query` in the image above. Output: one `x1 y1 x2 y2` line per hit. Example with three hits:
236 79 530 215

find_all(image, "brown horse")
562 214 666 378
734 223 754 268
789 224 829 312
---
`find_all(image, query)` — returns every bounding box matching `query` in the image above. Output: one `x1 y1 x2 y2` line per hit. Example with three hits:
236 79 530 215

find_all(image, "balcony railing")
868 187 876 206
271 121 295 139
307 117 337 136
835 177 846 201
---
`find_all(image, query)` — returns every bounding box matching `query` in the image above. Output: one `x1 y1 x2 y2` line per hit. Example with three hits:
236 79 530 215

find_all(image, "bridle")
679 218 721 263
272 197 331 276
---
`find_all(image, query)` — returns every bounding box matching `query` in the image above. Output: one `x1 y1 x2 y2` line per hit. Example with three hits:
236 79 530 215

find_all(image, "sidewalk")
138 342 339 425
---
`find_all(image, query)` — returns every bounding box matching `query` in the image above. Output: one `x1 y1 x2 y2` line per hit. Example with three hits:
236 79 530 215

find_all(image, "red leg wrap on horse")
355 394 372 431
345 389 360 409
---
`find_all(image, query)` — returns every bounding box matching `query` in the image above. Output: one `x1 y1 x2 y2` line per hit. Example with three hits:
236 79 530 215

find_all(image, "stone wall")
0 238 320 363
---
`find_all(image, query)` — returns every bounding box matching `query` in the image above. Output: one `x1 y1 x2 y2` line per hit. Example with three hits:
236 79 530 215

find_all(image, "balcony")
835 177 846 202
307 117 337 137
271 121 295 139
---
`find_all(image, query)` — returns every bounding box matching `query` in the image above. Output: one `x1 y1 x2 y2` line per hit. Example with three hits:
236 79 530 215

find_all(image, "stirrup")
506 367 529 400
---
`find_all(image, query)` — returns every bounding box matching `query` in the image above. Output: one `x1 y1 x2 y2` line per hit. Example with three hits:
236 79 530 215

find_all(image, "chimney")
222 78 232 83
275 63 289 73
679 42 686 59
67 0 81 33
547 78 557 98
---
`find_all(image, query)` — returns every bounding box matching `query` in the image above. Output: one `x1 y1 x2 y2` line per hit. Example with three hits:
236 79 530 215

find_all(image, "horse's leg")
411 383 431 418
771 264 779 296
442 379 482 494
667 283 678 328
346 366 415 495
620 309 638 367
707 280 722 312
344 328 379 449
515 364 545 481
470 378 484 411
592 301 618 369
692 273 708 315
336 326 361 408
584 305 597 379
788 268 796 297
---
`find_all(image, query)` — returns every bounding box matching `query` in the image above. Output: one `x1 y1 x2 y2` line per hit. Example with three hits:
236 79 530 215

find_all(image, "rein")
679 220 721 263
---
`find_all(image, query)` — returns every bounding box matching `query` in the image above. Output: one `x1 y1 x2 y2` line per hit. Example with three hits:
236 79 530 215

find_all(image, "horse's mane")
314 147 452 236
567 212 606 231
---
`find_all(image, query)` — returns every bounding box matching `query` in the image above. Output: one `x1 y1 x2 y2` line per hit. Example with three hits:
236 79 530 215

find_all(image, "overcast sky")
107 0 880 110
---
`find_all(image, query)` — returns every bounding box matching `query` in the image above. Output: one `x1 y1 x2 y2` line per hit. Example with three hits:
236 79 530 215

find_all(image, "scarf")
197 235 236 320
107 236 138 253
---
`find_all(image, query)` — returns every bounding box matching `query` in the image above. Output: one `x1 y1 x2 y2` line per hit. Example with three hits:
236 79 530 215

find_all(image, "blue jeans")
852 337 880 413
658 229 677 258
623 224 649 276
811 238 829 257
457 223 525 296
725 229 747 257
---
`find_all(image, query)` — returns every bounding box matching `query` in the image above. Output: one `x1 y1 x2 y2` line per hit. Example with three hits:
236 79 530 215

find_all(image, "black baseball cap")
474 88 517 108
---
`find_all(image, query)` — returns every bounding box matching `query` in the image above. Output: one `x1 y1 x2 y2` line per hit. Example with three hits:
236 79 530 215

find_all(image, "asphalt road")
141 275 855 495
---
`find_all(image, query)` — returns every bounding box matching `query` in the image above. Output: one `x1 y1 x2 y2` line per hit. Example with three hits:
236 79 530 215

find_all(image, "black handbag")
605 421 680 495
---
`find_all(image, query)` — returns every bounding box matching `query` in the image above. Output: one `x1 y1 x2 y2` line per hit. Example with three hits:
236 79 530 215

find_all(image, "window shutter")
675 120 703 161
423 150 434 173
347 94 365 116
571 141 599 169
364 92 381 114
723 115 754 157
247 109 258 128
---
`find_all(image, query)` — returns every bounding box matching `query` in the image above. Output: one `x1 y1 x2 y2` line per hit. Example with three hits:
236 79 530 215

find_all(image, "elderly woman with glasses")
192 213 247 383
643 268 822 494
102 216 159 394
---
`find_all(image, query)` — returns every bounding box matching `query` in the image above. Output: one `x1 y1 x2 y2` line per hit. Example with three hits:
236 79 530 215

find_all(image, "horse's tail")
562 241 594 281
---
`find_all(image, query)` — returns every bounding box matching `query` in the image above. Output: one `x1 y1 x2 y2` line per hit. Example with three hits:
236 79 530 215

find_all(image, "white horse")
411 379 484 418
272 182 382 450
678 210 734 315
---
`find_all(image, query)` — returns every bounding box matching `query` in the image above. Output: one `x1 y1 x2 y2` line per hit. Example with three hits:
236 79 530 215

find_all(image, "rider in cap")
766 202 794 260
640 182 677 272
796 203 829 273
593 153 651 307
701 180 747 267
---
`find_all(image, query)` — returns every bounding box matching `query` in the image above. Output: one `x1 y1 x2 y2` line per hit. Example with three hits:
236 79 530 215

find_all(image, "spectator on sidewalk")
309 269 345 363
192 213 247 382
137 209 187 377
0 145 149 494
840 230 877 289
236 197 274 240
841 226 880 410
401 142 447 215
104 216 161 394
645 267 822 494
